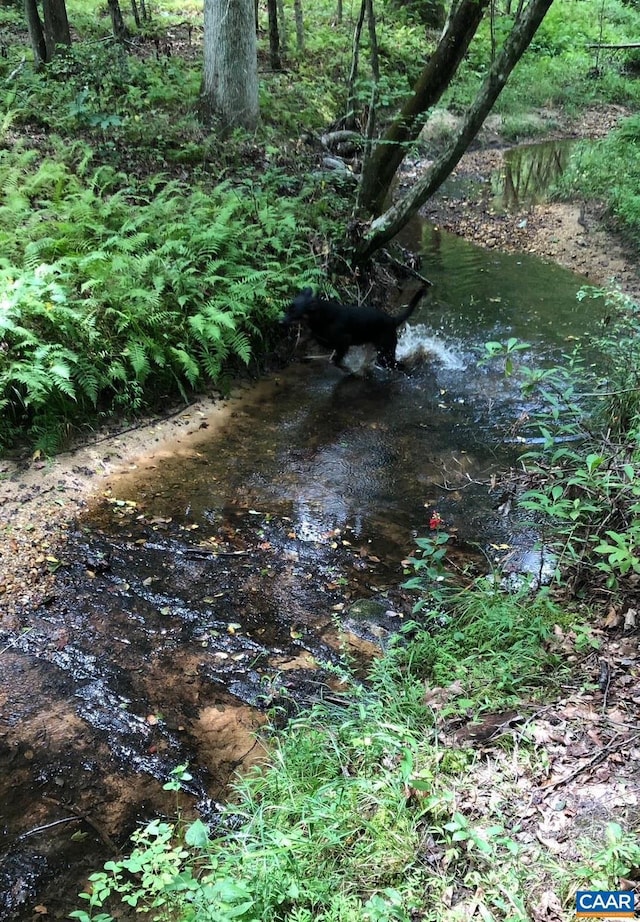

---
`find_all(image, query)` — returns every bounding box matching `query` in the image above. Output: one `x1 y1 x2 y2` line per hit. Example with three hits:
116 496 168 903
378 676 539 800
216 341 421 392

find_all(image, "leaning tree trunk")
356 0 490 216
352 0 555 263
24 0 49 67
200 0 259 132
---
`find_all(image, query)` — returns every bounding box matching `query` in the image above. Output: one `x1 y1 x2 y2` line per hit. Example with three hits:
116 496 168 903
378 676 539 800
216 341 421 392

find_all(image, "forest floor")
2 105 639 620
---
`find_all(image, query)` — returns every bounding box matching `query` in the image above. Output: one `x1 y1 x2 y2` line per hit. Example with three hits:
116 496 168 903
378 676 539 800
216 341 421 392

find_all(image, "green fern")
0 147 338 452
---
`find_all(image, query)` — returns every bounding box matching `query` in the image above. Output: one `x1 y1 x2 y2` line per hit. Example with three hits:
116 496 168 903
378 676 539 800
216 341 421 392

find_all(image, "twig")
544 732 640 793
0 628 32 656
380 248 433 288
42 796 117 852
599 658 612 711
18 816 80 840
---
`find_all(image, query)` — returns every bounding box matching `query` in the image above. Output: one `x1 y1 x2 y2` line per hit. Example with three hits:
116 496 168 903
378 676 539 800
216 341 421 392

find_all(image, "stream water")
0 149 607 920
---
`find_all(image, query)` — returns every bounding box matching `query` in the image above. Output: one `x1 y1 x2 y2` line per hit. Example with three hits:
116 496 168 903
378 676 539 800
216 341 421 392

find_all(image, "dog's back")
282 285 427 368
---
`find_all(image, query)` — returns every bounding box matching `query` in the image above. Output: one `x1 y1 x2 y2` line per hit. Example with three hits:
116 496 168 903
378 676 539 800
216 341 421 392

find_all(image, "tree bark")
200 0 259 132
277 0 287 53
294 0 304 50
352 0 555 263
267 0 282 69
43 0 71 57
24 0 49 68
345 0 367 130
130 0 141 28
357 0 490 216
366 0 379 81
107 0 129 42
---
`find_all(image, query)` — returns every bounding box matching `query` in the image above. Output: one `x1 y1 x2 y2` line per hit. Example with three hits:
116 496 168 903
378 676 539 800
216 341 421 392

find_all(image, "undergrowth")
0 149 336 452
481 286 640 599
561 114 640 250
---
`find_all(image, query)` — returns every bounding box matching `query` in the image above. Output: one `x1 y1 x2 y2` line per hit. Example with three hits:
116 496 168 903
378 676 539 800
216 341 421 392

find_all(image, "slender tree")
130 0 141 28
277 0 288 53
44 0 71 54
294 0 304 50
267 0 282 70
345 0 367 130
352 0 556 263
200 0 259 132
107 0 129 42
24 0 48 67
356 0 490 216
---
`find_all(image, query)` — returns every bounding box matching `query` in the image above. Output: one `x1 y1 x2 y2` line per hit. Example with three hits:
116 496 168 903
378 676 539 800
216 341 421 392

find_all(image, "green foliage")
444 0 640 119
561 116 640 248
69 562 582 922
395 586 566 712
0 151 330 451
568 822 640 894
483 288 640 594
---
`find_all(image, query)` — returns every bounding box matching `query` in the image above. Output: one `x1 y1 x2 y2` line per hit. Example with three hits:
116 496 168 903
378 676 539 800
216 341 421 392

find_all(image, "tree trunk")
43 0 71 58
366 0 379 81
130 0 141 28
107 0 129 42
345 0 367 130
24 0 49 68
294 0 304 50
357 0 490 216
200 0 259 132
352 0 555 263
267 0 281 69
277 0 287 53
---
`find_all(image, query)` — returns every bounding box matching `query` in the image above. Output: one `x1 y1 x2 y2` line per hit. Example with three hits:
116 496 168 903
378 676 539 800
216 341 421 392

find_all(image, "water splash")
397 323 467 370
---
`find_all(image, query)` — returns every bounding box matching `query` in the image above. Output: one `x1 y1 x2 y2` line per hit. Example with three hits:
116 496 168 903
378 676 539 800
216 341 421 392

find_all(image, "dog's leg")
332 347 350 370
376 334 398 369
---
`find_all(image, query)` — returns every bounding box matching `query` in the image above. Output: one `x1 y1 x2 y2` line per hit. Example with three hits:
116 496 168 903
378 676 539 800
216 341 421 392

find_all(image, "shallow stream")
0 148 607 920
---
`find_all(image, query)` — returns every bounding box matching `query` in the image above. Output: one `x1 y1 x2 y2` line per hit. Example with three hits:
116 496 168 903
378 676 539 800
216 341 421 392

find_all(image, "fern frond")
170 347 200 386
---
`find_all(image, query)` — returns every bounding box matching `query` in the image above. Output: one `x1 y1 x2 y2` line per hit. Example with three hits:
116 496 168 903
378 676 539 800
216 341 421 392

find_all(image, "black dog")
281 285 427 369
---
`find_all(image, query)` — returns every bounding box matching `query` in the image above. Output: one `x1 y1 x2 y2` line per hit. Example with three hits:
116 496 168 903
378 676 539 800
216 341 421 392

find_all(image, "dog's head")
280 287 318 325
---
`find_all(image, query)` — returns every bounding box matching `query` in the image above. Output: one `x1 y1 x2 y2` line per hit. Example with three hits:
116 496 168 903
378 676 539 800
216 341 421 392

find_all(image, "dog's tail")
393 284 429 327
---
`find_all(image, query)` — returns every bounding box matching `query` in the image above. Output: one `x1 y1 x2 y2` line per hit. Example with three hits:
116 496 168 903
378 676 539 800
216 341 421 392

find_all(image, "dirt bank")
422 104 640 300
2 105 639 623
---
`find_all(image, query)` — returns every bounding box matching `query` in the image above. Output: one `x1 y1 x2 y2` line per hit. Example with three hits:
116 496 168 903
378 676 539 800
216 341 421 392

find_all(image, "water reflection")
493 140 574 211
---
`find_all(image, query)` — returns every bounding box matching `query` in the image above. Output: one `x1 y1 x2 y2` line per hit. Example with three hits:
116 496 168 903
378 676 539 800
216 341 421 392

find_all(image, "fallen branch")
543 732 640 793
